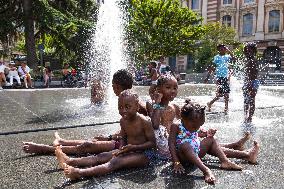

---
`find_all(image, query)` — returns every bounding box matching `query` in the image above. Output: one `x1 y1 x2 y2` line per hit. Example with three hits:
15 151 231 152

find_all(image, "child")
242 42 259 123
18 60 33 88
22 69 147 155
148 61 159 100
7 61 21 86
206 44 234 114
147 74 181 159
90 78 106 104
169 99 260 184
43 66 52 88
55 90 156 180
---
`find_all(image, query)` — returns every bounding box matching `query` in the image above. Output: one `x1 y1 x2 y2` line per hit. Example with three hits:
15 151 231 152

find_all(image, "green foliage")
194 22 238 72
123 0 204 65
0 0 98 68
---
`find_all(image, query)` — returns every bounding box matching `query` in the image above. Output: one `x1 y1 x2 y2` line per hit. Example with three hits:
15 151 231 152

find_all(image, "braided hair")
157 74 176 87
181 99 206 121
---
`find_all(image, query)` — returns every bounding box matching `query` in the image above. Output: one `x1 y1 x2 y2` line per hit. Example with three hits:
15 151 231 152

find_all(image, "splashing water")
88 0 128 104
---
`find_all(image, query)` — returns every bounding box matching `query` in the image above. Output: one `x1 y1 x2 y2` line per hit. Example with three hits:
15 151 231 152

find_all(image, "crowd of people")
22 43 260 185
0 60 34 89
0 60 87 89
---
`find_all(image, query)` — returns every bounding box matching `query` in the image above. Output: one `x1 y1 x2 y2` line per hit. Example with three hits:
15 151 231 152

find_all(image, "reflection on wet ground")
0 85 284 189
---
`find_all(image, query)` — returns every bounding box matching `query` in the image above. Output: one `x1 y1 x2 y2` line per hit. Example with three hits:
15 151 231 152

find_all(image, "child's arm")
173 104 181 120
169 123 185 174
204 64 216 83
150 91 163 130
198 128 217 138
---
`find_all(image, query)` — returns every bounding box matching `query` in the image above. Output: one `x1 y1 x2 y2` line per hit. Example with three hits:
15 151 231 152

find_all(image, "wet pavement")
0 85 284 189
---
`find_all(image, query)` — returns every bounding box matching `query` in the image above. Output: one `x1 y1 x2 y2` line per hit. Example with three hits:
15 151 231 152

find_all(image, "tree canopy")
123 0 204 65
193 22 237 72
0 0 98 69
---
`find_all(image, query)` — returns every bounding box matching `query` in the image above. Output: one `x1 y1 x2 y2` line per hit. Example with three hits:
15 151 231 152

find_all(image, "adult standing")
206 44 235 114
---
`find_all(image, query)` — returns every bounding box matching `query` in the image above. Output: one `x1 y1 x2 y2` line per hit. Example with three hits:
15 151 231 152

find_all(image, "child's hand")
153 90 163 104
173 162 185 174
94 135 107 141
198 128 207 138
207 128 217 137
113 144 134 156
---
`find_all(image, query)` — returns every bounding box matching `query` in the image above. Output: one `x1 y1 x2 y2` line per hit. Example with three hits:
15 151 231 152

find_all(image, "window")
222 15 232 27
243 13 253 35
268 10 280 32
223 0 232 4
191 0 199 10
244 0 254 3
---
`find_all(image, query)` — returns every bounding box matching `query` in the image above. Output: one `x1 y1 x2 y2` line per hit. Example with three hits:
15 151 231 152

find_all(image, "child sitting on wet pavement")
55 90 156 180
169 99 260 184
22 69 147 155
147 74 181 159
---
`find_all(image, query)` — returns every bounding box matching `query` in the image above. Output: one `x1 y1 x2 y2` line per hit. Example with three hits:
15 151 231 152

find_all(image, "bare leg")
244 99 249 122
178 143 215 184
207 96 219 112
22 142 55 154
221 133 250 151
246 96 256 123
199 137 242 170
222 141 259 164
55 146 117 168
63 153 149 180
23 140 116 155
224 93 229 114
53 132 86 146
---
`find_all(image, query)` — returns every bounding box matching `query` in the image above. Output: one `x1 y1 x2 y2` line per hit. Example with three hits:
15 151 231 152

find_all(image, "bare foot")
207 103 211 112
55 146 70 169
235 133 251 151
245 141 259 164
204 169 215 184
53 132 62 147
221 160 242 170
22 142 54 154
63 163 81 180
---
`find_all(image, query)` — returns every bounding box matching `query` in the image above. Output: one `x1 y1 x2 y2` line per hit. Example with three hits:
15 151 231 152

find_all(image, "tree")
122 0 204 65
0 0 98 69
193 22 237 72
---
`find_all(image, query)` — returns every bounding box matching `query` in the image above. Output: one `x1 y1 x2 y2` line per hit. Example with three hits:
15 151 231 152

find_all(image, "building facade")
173 0 284 73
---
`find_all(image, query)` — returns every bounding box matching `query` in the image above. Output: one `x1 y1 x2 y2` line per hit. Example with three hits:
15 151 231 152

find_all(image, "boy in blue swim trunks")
169 99 260 184
55 90 156 180
242 42 259 123
206 44 235 114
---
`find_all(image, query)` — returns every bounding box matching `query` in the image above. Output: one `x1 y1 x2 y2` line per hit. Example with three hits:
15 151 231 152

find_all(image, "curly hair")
181 99 206 120
112 69 133 90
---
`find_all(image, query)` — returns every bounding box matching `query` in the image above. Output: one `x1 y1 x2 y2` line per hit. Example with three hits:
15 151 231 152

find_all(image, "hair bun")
185 99 191 104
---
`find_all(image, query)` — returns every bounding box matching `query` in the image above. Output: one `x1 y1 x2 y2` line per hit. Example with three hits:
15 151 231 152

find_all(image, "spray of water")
87 0 128 104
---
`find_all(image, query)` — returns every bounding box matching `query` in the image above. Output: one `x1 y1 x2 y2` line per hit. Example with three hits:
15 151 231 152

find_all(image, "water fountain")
87 0 128 104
